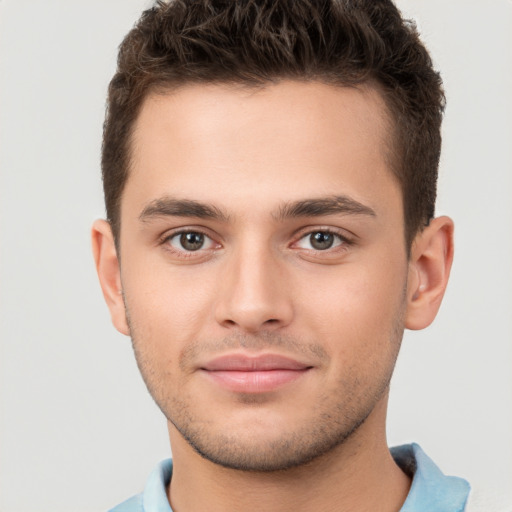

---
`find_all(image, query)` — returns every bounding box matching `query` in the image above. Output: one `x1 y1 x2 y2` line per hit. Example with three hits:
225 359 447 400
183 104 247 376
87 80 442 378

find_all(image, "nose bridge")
215 234 293 332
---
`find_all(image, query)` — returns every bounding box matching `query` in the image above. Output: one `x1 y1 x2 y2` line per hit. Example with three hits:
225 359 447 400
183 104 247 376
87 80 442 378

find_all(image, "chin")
170 410 368 473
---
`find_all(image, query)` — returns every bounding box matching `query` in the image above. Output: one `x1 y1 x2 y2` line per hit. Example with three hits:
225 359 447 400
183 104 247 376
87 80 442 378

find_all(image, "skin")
92 81 454 512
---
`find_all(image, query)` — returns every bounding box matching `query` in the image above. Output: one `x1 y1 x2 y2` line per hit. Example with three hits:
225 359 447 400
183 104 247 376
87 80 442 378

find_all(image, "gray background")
1 1 511 510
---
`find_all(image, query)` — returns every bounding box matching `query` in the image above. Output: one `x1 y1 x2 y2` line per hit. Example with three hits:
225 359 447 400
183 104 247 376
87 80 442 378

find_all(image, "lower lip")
202 369 310 393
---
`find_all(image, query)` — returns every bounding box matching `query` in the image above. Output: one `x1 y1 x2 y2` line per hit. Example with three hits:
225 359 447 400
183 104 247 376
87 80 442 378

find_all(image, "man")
92 0 470 510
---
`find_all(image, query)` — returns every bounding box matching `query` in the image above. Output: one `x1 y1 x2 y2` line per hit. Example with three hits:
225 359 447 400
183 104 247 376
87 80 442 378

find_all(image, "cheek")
122 260 217 349
295 257 407 359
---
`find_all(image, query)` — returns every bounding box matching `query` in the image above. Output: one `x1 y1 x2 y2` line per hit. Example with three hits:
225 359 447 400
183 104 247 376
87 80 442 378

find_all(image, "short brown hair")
102 0 445 248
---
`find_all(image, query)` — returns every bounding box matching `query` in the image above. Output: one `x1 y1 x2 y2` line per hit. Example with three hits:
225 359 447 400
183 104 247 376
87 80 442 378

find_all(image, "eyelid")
295 232 345 250
156 224 355 260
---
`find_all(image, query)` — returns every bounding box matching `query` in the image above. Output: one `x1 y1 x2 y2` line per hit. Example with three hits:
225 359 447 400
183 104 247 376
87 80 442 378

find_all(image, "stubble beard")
126 303 406 473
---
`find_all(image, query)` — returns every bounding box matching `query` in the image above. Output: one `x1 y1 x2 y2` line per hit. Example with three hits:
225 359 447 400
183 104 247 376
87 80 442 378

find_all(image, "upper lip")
201 354 312 371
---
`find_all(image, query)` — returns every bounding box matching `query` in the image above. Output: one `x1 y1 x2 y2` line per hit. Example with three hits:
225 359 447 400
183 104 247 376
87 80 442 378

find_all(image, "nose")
214 243 294 333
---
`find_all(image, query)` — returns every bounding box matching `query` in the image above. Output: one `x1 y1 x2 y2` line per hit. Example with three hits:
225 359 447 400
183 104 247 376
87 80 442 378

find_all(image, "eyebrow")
139 194 376 224
275 195 376 220
139 197 230 222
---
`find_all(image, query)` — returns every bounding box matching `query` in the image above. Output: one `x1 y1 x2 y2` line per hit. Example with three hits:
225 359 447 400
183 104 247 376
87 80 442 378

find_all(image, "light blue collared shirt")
109 443 470 512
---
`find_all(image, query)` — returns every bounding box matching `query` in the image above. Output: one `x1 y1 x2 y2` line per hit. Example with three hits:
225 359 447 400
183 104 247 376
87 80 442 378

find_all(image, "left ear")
405 216 454 330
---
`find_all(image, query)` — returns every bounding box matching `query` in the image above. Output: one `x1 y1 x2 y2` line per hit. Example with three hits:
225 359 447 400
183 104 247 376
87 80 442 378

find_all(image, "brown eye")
295 230 346 251
179 232 204 251
167 231 215 252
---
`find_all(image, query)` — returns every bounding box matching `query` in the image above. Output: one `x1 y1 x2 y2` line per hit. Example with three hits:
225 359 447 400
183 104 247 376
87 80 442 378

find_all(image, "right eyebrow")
139 197 230 222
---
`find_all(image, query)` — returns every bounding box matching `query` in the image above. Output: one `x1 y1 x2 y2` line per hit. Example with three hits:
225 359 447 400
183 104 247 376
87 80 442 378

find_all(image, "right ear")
91 219 130 336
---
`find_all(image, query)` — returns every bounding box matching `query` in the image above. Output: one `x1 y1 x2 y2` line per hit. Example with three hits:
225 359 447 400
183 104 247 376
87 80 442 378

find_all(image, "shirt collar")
141 458 173 512
392 443 470 512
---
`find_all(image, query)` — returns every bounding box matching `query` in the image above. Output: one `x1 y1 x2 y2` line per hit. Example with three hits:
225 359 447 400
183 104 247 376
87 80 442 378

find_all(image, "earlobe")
91 219 130 336
405 216 454 330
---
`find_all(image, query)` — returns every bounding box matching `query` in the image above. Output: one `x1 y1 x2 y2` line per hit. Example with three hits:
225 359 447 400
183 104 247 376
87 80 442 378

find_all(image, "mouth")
200 354 313 393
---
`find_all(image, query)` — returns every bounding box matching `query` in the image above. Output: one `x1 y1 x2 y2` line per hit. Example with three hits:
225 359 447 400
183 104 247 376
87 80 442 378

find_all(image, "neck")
166 398 411 512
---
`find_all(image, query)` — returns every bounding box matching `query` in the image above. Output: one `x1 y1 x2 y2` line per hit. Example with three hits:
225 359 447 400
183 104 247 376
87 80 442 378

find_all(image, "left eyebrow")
274 195 377 220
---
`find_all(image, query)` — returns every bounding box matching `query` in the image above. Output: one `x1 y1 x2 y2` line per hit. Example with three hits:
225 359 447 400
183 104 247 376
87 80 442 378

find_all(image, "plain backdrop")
1 1 511 511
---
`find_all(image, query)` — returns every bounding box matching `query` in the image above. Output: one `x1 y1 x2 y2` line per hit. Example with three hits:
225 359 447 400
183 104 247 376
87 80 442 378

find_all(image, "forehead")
125 80 399 219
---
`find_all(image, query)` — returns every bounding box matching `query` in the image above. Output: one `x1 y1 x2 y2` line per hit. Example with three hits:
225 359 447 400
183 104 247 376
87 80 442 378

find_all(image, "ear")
405 216 454 330
91 219 130 336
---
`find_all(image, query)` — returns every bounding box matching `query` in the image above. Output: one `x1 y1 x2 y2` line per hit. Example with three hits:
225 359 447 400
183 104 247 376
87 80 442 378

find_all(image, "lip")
200 354 313 393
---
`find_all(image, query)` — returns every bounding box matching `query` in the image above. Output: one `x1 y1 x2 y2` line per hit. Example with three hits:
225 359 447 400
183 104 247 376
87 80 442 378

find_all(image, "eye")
166 231 216 252
295 230 345 251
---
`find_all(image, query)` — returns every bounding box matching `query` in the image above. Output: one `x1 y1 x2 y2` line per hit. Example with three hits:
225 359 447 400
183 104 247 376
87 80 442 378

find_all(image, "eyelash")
160 229 219 259
158 227 354 259
292 228 354 252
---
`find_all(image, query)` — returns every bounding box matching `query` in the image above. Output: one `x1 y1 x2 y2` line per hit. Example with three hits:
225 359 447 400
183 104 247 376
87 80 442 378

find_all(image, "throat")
167 423 411 512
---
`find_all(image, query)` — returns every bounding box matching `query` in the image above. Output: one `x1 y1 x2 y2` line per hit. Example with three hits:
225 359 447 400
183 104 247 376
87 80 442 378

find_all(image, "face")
116 81 410 471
